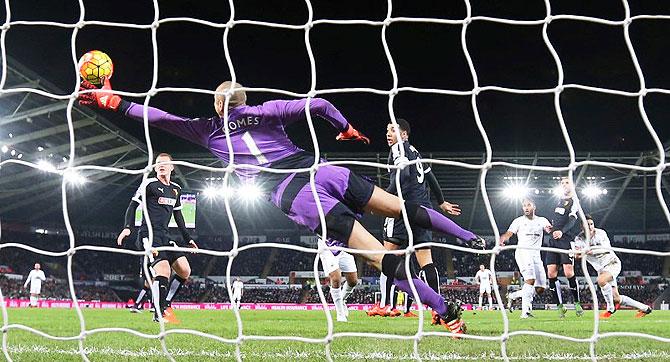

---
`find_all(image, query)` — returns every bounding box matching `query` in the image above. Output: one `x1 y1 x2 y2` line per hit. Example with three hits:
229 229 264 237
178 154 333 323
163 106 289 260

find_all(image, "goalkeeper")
79 79 487 333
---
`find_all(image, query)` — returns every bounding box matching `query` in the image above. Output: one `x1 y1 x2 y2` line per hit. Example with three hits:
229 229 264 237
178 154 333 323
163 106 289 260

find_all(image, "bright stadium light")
552 185 564 197
64 170 87 185
238 183 262 202
203 184 232 199
37 160 56 172
1 145 7 153
502 183 529 200
582 184 606 200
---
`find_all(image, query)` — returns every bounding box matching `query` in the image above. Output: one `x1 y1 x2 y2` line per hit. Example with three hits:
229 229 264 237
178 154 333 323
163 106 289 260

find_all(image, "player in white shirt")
475 265 495 310
499 198 553 318
573 215 652 319
319 238 358 322
232 278 244 309
23 263 46 307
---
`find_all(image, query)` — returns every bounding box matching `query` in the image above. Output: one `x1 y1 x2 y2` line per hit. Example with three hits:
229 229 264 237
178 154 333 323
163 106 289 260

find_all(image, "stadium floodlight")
37 160 56 172
552 185 564 197
10 149 16 156
237 183 262 202
502 183 529 200
1 145 7 153
37 146 44 152
17 153 23 159
203 184 231 199
63 170 87 185
582 184 605 200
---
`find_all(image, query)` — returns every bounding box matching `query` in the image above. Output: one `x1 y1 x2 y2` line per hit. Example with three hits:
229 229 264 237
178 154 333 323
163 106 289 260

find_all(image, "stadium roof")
1 57 670 235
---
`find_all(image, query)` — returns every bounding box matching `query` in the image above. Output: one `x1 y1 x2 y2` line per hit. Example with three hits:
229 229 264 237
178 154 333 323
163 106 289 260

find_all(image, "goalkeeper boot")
558 304 567 319
467 236 487 249
635 307 652 318
436 300 466 335
366 303 384 317
506 294 514 313
388 308 402 317
575 302 584 317
403 311 418 318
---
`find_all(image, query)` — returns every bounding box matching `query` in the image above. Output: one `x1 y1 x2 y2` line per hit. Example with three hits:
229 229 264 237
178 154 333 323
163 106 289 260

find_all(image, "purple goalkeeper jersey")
123 98 350 184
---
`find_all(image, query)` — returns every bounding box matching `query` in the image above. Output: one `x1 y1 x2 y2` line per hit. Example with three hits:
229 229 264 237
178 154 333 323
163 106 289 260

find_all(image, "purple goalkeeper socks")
424 207 476 241
394 277 447 315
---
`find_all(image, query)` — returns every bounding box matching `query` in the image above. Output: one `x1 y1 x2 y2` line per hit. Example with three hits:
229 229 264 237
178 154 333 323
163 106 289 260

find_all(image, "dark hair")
584 214 593 221
394 118 411 135
156 152 173 160
522 197 535 205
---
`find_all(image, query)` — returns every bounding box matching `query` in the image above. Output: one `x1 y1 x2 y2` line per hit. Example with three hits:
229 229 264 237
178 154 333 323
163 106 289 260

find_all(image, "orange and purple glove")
336 124 370 144
78 77 122 111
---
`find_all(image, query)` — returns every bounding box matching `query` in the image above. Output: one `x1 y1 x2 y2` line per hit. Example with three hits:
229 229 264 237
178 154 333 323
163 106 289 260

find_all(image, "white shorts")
30 285 41 295
598 259 621 287
479 284 491 295
320 250 357 275
232 291 242 301
515 252 547 288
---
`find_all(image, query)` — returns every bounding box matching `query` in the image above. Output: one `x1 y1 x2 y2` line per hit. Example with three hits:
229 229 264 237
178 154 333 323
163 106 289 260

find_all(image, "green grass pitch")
2 308 669 361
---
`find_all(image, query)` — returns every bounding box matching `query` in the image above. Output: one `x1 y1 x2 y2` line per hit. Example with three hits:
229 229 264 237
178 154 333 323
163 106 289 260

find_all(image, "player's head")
479 264 485 271
34 263 40 270
386 118 410 146
559 177 574 196
522 197 536 217
584 214 595 234
154 153 174 177
214 81 246 116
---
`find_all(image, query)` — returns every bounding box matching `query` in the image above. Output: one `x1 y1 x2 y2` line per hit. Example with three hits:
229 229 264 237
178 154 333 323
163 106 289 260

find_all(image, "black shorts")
545 237 574 266
383 217 433 248
138 233 187 277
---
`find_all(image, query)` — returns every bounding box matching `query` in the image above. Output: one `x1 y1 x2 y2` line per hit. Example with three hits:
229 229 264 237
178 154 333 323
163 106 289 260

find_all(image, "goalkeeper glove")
78 77 122 111
336 124 370 144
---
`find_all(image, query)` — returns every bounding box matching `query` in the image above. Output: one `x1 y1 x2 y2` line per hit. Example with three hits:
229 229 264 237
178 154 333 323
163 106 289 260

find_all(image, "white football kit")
24 270 46 294
475 269 493 294
507 215 550 288
319 239 357 275
232 280 244 303
574 228 621 285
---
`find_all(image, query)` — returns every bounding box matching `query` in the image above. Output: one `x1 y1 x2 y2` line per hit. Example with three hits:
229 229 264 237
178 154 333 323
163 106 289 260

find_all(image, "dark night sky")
3 0 670 157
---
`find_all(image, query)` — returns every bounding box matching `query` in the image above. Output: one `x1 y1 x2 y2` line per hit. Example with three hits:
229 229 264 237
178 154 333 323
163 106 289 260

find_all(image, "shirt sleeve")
569 197 581 218
507 218 520 234
425 168 445 204
173 187 183 211
263 99 350 131
600 230 612 249
541 217 552 229
123 101 216 147
131 183 144 203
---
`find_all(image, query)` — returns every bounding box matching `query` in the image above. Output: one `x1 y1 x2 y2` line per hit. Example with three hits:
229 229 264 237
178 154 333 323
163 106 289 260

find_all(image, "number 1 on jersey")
242 131 268 164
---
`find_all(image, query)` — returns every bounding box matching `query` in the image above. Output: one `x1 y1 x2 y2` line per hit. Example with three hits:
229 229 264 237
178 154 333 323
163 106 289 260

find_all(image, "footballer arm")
173 209 198 248
499 231 514 246
267 99 369 143
118 199 140 246
78 78 215 147
425 168 461 216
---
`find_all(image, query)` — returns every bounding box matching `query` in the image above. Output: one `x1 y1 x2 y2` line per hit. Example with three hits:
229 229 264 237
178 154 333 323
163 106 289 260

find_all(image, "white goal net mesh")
0 0 669 361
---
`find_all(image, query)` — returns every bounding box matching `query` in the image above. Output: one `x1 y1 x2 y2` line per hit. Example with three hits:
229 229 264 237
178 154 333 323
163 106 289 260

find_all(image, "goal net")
0 1 669 361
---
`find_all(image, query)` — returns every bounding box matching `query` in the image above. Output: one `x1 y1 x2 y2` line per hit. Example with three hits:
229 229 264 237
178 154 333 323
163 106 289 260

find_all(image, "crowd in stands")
0 230 667 306
0 276 119 302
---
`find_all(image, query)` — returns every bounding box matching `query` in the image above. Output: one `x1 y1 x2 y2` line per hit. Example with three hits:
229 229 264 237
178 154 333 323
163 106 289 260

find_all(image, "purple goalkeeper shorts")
270 165 374 243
